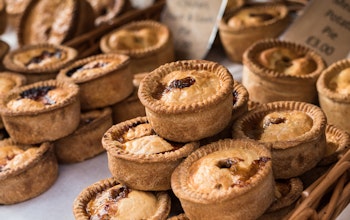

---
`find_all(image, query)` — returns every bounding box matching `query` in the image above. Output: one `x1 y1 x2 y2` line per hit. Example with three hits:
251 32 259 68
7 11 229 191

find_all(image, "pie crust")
0 40 9 71
0 79 80 144
242 39 326 104
258 177 303 220
3 43 78 84
17 0 95 46
168 213 189 220
0 72 27 97
57 53 133 110
86 0 125 26
232 101 327 179
0 139 58 204
219 3 291 62
102 116 199 191
171 138 274 220
100 19 175 74
111 72 147 124
138 60 234 143
316 59 350 134
73 177 171 220
54 107 113 163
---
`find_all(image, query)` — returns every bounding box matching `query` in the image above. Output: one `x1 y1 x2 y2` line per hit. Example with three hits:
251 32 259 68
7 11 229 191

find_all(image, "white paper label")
282 0 350 65
161 0 227 60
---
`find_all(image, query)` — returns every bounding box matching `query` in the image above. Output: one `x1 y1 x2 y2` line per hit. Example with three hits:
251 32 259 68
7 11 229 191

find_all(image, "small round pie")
54 107 113 163
0 79 80 144
100 19 175 74
318 124 350 166
57 53 133 110
258 177 303 220
316 59 350 134
102 116 199 191
232 101 327 179
219 3 291 62
111 72 147 124
17 0 95 46
73 177 171 220
242 38 326 104
86 0 125 26
0 139 58 204
3 43 78 84
171 138 274 220
138 60 234 143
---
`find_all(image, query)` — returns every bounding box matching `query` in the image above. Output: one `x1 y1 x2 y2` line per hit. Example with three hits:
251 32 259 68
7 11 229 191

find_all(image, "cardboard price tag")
161 0 227 60
282 0 350 65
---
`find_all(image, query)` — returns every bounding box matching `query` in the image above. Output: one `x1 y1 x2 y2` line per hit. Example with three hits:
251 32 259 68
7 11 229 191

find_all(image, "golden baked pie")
319 124 350 166
171 139 274 220
86 0 125 26
4 0 30 28
0 139 58 204
102 116 199 191
317 59 350 134
3 43 78 84
242 39 326 104
138 60 234 143
232 101 327 179
73 177 171 220
0 72 26 97
219 3 291 62
100 20 175 74
258 178 303 220
0 40 9 71
0 0 6 34
0 79 80 144
111 72 147 124
17 0 95 46
57 53 133 110
54 107 113 163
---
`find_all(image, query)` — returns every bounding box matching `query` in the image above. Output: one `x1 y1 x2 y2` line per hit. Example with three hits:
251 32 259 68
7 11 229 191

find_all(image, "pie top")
0 72 26 95
6 86 70 111
258 47 317 76
328 67 350 95
0 77 16 94
58 54 130 83
5 45 77 72
155 70 221 105
0 144 40 172
256 111 313 142
86 184 159 220
188 147 271 194
20 0 76 45
117 123 175 155
228 5 283 28
100 20 170 55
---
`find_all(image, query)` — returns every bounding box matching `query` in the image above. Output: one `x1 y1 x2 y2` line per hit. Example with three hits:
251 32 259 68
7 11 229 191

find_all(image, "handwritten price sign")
282 0 350 65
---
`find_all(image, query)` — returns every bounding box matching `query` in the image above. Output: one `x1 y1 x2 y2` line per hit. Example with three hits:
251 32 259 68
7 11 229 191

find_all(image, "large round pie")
17 0 95 46
57 53 133 110
73 177 171 220
54 107 113 163
3 43 78 84
102 116 199 191
242 38 326 104
138 60 234 143
171 138 274 220
316 58 350 134
0 139 58 204
100 19 175 74
0 79 80 144
219 3 291 63
232 101 327 179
